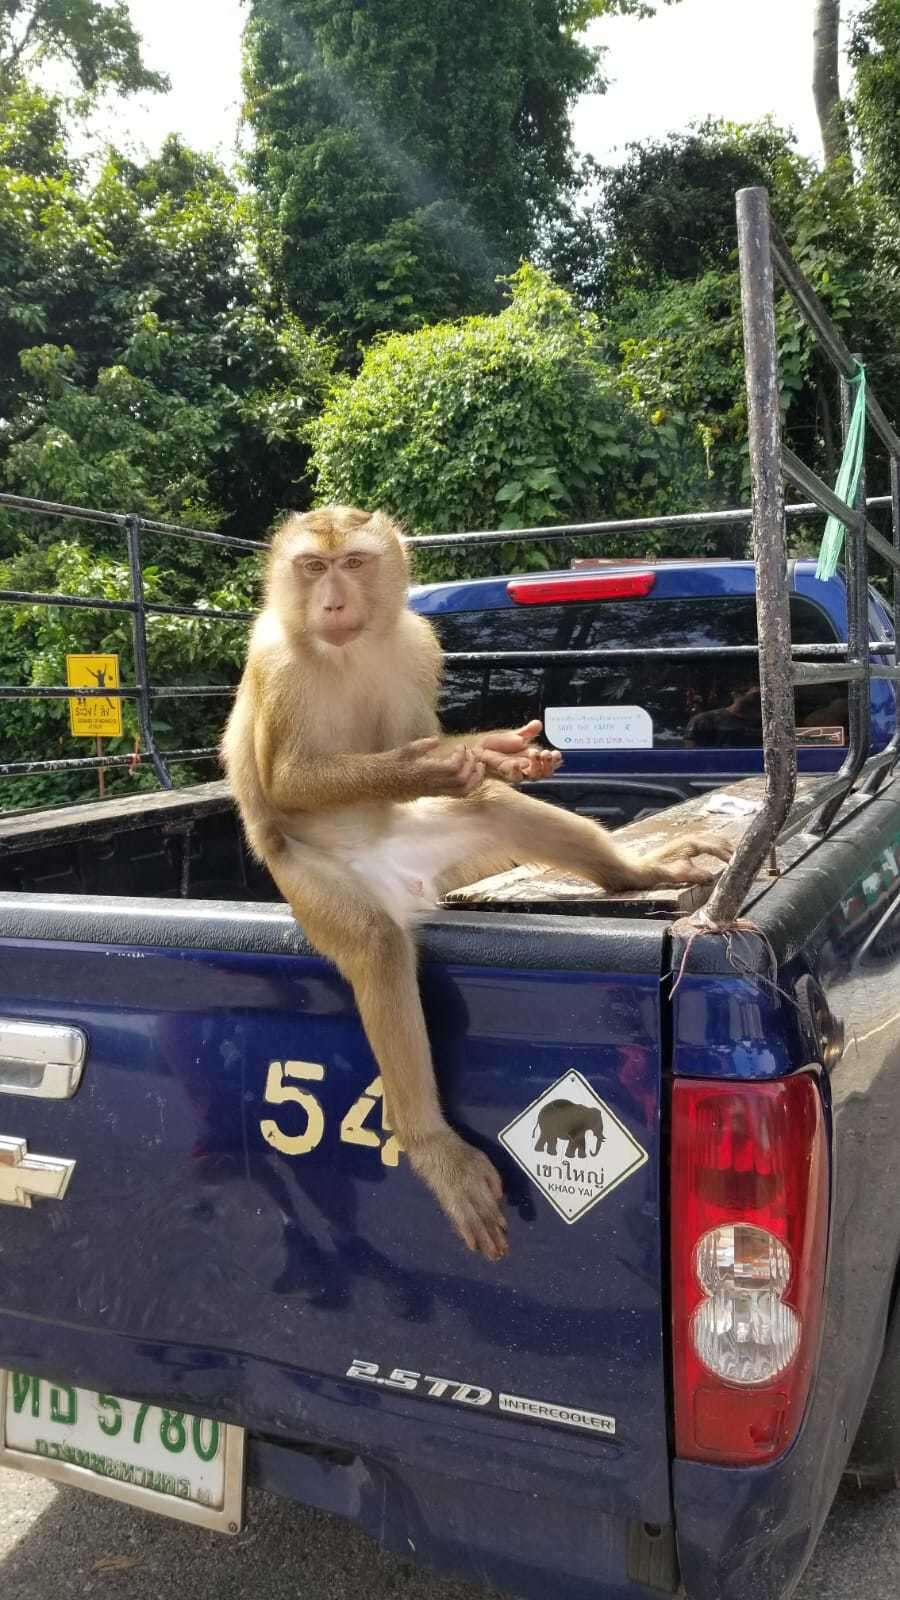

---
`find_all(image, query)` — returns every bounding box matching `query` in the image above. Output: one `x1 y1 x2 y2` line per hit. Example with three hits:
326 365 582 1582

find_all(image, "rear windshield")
432 595 846 748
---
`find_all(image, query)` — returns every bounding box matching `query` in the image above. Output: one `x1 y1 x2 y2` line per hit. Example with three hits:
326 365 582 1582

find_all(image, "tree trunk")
813 0 852 166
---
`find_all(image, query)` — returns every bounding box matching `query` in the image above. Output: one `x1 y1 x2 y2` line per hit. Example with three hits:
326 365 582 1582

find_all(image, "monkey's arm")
258 731 485 814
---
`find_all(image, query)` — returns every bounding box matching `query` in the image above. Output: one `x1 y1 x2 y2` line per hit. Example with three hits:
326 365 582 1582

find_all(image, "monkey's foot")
620 834 734 890
408 1130 508 1262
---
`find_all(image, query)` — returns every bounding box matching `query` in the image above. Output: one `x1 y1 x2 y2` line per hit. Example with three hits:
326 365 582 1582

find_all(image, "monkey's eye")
300 558 328 576
343 556 365 570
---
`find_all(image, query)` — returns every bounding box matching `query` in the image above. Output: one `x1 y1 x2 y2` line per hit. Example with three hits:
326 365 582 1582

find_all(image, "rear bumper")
250 1433 679 1600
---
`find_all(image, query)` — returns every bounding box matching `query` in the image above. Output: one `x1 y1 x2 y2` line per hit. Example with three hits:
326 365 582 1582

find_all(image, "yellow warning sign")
66 654 123 738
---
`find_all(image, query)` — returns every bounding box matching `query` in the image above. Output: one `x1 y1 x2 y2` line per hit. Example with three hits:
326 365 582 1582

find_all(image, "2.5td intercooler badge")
499 1069 649 1223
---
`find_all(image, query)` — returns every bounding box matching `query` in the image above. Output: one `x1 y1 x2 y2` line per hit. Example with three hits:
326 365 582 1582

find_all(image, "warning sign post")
65 654 123 739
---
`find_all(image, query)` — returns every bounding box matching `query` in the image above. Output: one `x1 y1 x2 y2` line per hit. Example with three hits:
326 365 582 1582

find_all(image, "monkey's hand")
408 1129 508 1261
394 737 486 799
474 721 563 784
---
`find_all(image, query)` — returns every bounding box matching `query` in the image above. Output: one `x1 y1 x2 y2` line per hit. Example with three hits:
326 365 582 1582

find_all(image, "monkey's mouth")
319 620 365 645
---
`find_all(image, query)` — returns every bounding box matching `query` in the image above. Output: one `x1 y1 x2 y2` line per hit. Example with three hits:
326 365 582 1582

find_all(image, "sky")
87 0 854 170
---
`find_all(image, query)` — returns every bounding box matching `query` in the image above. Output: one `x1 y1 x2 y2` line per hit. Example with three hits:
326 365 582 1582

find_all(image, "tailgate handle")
0 1021 87 1099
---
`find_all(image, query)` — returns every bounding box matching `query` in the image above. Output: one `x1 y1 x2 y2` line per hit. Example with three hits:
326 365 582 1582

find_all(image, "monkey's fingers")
523 747 562 779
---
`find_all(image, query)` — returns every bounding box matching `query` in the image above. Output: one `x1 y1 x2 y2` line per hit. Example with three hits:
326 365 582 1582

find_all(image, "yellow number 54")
259 1062 402 1167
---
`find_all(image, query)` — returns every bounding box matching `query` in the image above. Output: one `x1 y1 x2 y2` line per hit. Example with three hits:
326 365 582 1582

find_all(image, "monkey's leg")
429 783 732 895
266 843 508 1263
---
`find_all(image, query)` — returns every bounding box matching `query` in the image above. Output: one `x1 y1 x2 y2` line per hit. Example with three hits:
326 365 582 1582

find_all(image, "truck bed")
0 776 818 913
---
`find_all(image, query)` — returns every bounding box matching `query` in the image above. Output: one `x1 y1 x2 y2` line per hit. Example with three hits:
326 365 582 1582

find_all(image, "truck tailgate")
0 898 671 1530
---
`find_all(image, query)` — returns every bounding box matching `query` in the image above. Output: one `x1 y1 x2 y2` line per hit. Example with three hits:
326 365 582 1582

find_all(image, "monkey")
222 506 732 1262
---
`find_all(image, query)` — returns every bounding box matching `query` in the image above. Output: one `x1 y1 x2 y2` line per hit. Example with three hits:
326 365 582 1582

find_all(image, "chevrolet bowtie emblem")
0 1136 75 1207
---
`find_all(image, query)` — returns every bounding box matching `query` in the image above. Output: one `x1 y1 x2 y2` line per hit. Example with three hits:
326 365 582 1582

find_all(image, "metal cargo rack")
0 186 898 925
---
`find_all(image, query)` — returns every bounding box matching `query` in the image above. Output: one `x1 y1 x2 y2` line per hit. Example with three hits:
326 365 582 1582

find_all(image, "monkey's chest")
335 692 430 754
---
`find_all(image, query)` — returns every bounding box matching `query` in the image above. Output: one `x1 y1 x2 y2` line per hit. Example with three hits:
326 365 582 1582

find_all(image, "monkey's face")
269 509 409 646
293 546 382 644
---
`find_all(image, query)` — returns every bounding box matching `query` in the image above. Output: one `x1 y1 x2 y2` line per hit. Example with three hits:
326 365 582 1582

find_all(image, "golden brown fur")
222 505 732 1260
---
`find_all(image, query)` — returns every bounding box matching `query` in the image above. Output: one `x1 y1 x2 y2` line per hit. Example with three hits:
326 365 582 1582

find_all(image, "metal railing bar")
1 488 894 561
0 492 266 553
771 758 878 843
0 748 218 780
845 356 872 748
440 642 894 666
0 589 138 615
408 496 892 553
148 686 235 698
5 639 895 697
125 515 171 791
871 665 900 680
130 522 264 553
769 215 900 460
0 687 137 700
782 448 900 573
0 590 254 623
698 188 797 924
0 493 127 530
792 663 867 686
865 457 900 795
145 602 255 623
811 353 872 835
0 684 234 700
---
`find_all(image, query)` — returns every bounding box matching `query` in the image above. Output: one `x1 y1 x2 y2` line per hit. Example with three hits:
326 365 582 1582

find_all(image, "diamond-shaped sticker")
499 1069 649 1224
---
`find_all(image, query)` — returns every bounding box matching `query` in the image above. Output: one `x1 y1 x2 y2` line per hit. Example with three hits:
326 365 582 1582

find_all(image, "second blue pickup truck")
0 548 899 1600
415 554 899 819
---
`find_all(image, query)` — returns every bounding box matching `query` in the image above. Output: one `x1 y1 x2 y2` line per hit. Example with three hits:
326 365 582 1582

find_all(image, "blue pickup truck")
0 546 899 1600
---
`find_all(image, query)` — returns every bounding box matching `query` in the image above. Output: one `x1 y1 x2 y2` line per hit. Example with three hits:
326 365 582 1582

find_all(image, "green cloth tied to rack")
815 361 866 581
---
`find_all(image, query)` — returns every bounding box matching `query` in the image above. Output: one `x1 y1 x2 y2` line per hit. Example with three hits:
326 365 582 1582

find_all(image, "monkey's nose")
323 600 345 612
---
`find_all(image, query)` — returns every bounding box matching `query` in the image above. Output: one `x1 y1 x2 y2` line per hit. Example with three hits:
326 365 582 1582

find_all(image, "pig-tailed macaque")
222 507 731 1261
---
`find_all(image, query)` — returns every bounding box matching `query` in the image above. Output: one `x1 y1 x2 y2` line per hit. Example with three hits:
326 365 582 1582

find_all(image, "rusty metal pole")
701 188 797 926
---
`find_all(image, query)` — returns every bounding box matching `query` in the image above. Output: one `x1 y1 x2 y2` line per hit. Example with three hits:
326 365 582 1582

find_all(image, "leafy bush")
310 265 715 577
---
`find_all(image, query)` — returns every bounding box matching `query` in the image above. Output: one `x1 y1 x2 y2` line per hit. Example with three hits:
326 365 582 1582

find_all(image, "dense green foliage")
851 0 900 202
0 101 335 545
0 538 259 810
243 0 678 350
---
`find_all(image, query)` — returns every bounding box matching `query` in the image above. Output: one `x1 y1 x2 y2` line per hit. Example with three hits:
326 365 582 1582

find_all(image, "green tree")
243 0 679 350
548 121 810 311
0 0 167 99
0 111 335 547
548 121 900 524
851 0 900 203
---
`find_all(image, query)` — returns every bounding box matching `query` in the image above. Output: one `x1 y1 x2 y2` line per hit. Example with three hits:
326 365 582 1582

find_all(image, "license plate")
0 1371 245 1533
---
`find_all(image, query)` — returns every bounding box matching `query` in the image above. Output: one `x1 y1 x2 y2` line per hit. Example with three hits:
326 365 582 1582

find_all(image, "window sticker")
545 705 653 750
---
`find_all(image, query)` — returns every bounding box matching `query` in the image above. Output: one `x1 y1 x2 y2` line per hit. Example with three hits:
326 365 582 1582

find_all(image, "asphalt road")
1 1468 899 1600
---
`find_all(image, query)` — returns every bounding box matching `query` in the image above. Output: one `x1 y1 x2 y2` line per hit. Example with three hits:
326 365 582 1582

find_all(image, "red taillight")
506 571 656 604
671 1076 828 1466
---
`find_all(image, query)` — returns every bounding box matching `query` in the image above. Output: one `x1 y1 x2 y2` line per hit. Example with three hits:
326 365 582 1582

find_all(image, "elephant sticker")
533 1099 604 1160
499 1069 649 1224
